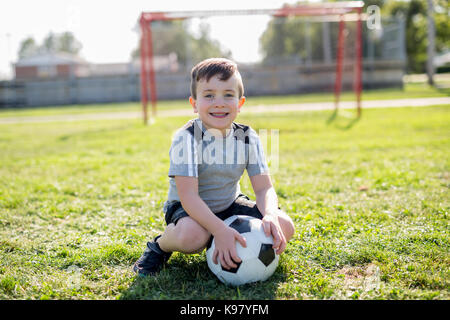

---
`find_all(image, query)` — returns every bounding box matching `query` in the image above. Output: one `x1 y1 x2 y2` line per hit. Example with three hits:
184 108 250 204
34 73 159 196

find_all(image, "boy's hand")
212 226 247 270
262 214 286 255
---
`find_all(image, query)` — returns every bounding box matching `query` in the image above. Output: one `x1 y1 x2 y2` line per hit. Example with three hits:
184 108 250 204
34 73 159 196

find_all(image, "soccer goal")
138 1 365 124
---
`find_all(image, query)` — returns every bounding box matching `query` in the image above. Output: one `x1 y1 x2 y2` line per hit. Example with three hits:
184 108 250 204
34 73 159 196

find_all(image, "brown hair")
190 58 244 99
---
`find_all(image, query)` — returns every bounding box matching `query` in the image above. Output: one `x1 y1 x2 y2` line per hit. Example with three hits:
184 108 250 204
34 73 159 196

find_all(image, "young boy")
133 58 295 276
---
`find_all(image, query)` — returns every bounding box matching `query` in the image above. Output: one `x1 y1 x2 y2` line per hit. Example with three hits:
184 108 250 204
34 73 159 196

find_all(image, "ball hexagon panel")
234 257 267 284
228 217 252 234
222 215 239 227
248 217 262 229
239 232 264 258
253 224 275 245
221 260 241 273
262 254 279 281
258 243 276 267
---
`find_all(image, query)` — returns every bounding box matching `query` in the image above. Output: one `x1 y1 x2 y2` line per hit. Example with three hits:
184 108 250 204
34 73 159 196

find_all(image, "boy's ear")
189 96 198 113
237 96 246 112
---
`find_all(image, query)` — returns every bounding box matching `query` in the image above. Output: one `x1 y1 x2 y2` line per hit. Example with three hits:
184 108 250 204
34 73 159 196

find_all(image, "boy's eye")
203 93 234 99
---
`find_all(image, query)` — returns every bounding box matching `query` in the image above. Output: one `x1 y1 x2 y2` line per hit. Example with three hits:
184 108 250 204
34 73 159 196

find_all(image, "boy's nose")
213 98 225 107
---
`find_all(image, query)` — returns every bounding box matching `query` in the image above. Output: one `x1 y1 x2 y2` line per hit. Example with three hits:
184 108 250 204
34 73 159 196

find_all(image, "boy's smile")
209 112 229 118
190 73 246 136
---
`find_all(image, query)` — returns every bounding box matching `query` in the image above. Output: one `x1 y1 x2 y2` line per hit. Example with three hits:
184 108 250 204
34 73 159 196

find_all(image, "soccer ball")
206 215 279 286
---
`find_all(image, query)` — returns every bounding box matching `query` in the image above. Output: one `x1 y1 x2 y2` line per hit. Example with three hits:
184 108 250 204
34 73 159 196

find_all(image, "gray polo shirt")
165 118 269 213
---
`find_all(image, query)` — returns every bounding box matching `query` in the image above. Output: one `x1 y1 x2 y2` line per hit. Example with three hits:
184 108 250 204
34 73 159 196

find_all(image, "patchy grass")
0 104 449 300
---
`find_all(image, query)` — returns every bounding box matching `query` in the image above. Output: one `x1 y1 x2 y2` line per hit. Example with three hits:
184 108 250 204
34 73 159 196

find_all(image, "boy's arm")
250 174 286 254
175 176 246 269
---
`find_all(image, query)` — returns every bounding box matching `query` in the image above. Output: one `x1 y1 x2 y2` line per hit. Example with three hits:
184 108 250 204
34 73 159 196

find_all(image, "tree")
259 1 449 74
259 1 385 65
132 20 231 66
57 32 82 54
43 32 56 52
383 0 449 74
191 23 231 64
383 0 427 73
260 14 346 65
17 31 82 59
18 37 38 59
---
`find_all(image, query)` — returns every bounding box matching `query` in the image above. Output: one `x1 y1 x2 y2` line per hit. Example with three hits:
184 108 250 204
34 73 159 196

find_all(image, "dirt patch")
337 263 381 293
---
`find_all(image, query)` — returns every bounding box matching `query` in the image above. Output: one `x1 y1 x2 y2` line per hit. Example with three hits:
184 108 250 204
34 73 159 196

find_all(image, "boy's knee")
174 218 210 253
276 210 295 241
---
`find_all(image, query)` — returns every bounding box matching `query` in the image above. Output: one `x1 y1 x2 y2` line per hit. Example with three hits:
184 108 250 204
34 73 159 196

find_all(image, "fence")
0 59 404 108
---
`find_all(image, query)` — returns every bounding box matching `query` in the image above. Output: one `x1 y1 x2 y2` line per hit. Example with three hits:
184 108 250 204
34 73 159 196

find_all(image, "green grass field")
0 96 449 299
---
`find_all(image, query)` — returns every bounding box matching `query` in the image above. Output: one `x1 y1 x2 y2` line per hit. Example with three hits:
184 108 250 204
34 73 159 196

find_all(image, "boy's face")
189 73 245 135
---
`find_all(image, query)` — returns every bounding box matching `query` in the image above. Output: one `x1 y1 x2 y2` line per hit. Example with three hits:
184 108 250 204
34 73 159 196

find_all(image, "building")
14 52 89 80
14 52 179 80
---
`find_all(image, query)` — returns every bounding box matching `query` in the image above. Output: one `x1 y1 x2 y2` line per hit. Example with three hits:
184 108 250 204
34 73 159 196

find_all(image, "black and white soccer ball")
206 215 279 286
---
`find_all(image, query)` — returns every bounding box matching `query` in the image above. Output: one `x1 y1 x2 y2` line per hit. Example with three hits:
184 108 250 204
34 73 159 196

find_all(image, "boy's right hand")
212 226 247 270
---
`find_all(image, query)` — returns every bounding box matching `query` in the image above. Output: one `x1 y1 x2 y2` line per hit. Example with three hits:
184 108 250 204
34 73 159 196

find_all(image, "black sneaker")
133 235 172 276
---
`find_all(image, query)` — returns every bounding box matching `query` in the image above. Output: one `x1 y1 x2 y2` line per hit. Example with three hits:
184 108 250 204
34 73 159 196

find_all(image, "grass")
0 101 449 300
0 82 449 119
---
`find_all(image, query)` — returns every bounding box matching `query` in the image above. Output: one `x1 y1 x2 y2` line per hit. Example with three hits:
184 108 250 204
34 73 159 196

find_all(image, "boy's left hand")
261 214 286 255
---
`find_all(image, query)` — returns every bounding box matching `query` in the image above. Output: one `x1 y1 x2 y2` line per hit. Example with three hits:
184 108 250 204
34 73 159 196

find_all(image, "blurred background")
0 0 448 107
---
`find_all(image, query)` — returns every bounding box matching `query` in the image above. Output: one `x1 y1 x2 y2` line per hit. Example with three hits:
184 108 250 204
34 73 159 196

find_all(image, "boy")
133 58 295 276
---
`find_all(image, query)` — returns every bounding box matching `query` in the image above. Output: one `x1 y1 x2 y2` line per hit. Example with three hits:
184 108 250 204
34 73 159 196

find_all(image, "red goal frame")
139 1 364 124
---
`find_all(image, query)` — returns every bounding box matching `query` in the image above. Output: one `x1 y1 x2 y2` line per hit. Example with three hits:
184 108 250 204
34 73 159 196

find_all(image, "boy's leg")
133 206 211 276
133 235 172 276
158 216 211 254
133 217 210 276
272 209 295 242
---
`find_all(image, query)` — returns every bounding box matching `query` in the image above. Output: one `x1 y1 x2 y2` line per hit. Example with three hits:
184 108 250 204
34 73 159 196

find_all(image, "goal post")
138 1 365 125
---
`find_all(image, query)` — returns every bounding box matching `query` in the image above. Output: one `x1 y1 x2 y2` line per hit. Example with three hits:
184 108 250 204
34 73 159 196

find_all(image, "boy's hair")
190 58 244 99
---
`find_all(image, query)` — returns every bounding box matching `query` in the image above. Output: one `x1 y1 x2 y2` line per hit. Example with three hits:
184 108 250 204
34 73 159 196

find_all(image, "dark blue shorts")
164 194 264 226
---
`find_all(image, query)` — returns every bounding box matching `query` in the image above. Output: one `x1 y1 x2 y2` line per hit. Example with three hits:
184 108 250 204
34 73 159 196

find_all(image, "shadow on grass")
326 109 361 130
119 253 287 300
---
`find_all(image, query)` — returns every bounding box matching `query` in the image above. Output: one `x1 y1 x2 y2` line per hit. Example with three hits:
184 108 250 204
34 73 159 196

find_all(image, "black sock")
153 235 170 254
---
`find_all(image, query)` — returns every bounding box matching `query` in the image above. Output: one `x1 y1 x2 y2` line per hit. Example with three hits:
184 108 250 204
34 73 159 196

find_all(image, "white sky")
0 0 308 80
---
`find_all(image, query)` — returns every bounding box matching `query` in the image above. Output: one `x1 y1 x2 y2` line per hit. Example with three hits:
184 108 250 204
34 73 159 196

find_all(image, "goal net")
138 2 365 124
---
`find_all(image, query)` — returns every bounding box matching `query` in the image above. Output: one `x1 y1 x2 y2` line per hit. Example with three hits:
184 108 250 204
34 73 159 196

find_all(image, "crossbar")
139 1 364 124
